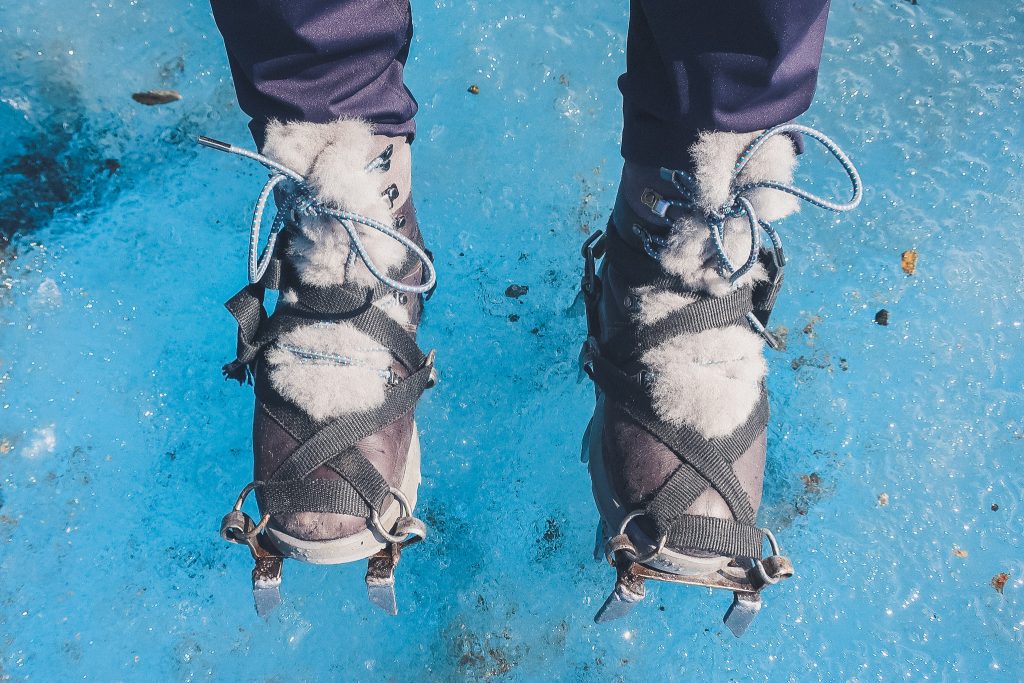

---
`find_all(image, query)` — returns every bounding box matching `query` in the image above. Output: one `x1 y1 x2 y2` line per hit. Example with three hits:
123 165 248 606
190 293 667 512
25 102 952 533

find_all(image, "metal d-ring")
753 527 784 585
370 486 415 544
231 481 270 540
614 510 667 565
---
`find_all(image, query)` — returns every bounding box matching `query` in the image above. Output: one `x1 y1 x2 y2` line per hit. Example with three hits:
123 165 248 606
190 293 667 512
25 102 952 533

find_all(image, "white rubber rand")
586 401 733 577
265 424 421 565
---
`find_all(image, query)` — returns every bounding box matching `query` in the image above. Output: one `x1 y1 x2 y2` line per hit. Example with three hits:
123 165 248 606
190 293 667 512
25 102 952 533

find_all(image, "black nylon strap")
267 293 425 372
254 384 417 518
645 391 769 533
604 286 754 362
590 348 766 525
259 477 377 516
321 447 390 509
225 208 434 520
665 514 765 559
262 257 283 291
256 383 318 444
602 224 684 291
246 305 423 379
269 365 433 490
224 285 268 365
254 399 379 516
583 198 781 559
751 248 784 328
646 461 708 527
224 220 427 374
590 353 646 405
624 398 759 526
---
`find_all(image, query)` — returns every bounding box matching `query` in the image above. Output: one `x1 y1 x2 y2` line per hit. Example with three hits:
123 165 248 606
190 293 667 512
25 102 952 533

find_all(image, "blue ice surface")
1 0 1023 679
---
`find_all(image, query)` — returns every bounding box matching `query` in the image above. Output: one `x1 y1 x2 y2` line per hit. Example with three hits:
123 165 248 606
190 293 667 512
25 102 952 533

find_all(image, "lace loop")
198 136 436 294
660 123 862 285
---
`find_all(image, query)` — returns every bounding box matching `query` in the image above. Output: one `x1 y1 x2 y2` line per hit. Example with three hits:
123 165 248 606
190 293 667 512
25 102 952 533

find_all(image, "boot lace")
198 136 436 294
651 123 863 285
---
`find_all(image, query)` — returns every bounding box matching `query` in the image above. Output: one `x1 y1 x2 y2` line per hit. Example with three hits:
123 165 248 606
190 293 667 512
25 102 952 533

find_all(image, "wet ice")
1 0 1023 680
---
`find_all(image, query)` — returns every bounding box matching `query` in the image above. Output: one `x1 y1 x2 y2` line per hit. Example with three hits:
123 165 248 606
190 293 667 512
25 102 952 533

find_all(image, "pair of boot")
202 118 859 635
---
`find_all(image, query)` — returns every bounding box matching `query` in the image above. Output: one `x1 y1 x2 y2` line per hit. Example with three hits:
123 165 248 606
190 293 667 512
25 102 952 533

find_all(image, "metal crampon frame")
592 518 793 637
219 483 424 618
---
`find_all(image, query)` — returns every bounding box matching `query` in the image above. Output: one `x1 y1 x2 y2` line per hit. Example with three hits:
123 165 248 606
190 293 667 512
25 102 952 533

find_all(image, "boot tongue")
688 130 799 221
618 130 799 295
623 130 800 228
261 119 410 290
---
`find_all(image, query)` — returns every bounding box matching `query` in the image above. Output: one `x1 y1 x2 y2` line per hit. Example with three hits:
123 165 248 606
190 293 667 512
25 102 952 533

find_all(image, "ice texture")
1 0 1023 680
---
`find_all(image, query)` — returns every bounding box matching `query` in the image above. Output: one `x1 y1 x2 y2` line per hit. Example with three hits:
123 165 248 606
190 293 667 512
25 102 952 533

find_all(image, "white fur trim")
633 287 698 325
262 118 405 290
658 214 771 298
660 130 799 296
640 130 797 437
642 327 767 440
265 322 392 421
690 130 799 221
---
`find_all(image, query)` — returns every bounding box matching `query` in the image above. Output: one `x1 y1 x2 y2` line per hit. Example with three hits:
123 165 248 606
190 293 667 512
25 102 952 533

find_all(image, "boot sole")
585 399 733 577
264 424 422 565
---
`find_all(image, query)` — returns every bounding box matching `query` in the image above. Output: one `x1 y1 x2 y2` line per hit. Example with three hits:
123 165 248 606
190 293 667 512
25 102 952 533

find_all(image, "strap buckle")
220 481 270 546
369 486 427 545
746 246 787 350
422 349 438 388
580 230 606 298
580 231 606 338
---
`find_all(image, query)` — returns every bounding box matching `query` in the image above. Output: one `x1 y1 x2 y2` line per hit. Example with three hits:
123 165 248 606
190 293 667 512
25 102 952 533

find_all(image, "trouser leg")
619 0 832 168
210 0 418 146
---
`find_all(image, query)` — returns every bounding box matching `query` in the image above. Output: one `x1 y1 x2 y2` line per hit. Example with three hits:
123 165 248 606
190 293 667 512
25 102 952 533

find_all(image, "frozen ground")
1 0 1023 680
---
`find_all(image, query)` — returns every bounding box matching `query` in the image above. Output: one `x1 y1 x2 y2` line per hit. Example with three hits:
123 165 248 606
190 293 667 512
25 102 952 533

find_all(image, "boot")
580 124 861 635
200 118 437 617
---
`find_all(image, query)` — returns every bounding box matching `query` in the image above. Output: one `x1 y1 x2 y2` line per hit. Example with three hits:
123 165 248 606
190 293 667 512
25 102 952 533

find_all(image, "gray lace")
653 123 863 285
198 136 436 294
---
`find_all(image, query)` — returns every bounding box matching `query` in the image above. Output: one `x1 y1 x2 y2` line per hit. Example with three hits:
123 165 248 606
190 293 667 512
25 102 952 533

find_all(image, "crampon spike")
365 543 402 616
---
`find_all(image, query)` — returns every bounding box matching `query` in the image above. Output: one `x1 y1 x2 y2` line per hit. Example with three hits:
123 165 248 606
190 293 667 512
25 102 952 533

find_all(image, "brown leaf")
878 492 889 506
992 572 1010 594
901 249 918 276
952 547 968 558
131 90 181 106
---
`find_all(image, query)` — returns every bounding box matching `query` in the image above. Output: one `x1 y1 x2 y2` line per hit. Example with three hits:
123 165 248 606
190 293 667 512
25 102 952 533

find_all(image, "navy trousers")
211 0 831 168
